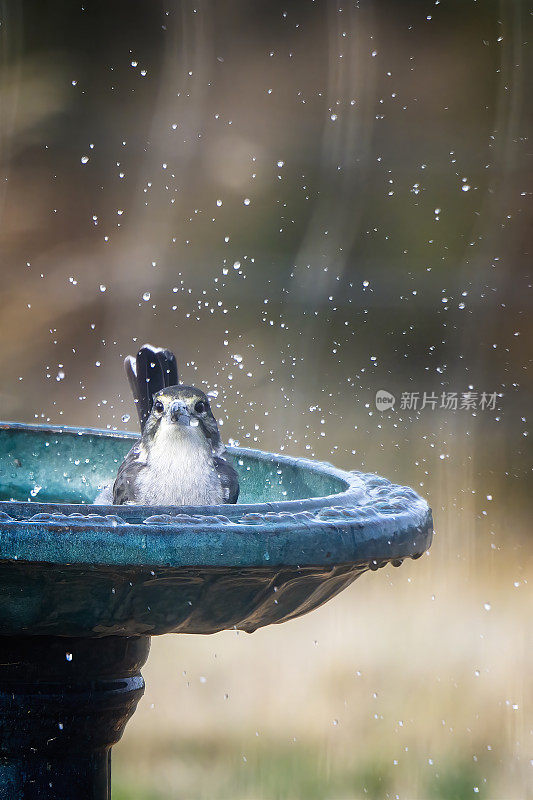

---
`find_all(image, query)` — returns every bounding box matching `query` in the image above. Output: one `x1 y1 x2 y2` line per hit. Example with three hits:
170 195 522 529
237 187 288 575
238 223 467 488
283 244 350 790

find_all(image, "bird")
97 344 239 506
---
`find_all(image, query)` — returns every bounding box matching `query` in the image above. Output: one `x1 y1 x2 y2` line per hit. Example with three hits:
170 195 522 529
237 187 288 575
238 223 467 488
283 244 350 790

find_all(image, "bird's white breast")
136 425 223 506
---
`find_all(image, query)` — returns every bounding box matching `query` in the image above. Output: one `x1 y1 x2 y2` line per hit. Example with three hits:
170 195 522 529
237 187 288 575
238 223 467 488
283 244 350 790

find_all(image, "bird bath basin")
0 422 432 799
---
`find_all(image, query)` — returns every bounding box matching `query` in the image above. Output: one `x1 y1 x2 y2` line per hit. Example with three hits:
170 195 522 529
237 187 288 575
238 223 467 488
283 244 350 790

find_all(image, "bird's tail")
124 344 179 430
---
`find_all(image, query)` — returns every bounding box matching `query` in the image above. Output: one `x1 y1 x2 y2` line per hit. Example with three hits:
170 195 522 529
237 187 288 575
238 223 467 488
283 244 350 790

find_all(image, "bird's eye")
153 400 164 414
194 400 207 414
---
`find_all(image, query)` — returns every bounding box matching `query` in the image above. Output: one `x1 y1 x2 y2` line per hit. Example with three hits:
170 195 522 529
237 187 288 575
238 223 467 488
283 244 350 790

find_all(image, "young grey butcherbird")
110 344 239 506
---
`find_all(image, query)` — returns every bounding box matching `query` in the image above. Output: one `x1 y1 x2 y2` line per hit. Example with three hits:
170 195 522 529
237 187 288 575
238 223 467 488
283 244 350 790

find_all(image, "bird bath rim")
0 421 432 571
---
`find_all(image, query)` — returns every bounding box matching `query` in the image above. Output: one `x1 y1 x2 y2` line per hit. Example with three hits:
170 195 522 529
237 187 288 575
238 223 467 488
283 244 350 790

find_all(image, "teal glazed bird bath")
0 422 432 799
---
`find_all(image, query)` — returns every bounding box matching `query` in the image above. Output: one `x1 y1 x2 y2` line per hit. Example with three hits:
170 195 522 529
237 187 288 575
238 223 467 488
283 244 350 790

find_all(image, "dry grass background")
113 559 532 799
112 433 532 800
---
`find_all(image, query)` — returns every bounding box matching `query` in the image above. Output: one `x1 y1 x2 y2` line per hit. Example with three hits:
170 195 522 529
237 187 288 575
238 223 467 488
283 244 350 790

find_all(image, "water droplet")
81 155 89 164
142 291 151 301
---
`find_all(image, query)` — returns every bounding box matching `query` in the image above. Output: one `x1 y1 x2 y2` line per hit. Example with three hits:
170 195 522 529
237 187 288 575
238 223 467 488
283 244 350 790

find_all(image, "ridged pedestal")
0 636 150 800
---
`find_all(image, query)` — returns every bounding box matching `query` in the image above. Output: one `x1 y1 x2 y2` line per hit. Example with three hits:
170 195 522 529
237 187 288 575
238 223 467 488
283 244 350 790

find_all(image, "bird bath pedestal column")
0 423 433 799
0 636 150 799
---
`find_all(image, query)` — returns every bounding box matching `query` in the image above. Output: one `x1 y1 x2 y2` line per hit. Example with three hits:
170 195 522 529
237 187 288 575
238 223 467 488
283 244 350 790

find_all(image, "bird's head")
142 385 223 453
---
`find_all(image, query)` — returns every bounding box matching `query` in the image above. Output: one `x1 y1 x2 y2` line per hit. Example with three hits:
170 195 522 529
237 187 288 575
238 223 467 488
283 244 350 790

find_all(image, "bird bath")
0 422 432 799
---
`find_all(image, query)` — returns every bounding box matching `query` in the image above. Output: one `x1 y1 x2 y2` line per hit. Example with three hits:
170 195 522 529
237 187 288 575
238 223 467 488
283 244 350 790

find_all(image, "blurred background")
0 1 531 797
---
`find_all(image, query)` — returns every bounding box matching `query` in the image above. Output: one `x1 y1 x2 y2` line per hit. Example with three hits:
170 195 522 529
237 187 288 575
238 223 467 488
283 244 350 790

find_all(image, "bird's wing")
213 452 240 504
113 444 146 504
125 344 179 430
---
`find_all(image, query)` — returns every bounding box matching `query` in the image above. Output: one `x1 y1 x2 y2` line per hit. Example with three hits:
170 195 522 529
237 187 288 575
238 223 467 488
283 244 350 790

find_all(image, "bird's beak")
169 401 192 426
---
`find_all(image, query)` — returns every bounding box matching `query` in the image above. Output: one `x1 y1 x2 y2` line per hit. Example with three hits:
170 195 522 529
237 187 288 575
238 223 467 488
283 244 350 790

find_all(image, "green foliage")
427 761 486 800
112 789 164 800
114 746 490 799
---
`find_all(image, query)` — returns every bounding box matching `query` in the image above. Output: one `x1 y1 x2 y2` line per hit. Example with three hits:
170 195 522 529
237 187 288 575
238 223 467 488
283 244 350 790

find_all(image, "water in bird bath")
0 424 349 506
